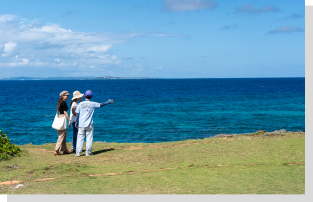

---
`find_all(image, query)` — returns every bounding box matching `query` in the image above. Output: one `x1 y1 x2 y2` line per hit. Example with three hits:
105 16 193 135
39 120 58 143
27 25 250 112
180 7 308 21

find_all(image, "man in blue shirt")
75 90 113 156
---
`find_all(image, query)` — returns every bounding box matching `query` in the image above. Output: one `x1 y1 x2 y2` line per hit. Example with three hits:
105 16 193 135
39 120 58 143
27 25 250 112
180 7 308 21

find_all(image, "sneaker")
75 153 81 157
86 153 93 156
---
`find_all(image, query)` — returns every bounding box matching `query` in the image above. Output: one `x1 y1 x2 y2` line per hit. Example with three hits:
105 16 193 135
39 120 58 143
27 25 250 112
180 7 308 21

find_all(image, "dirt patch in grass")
0 180 22 185
32 178 56 182
28 148 53 153
100 138 243 151
128 146 143 150
222 137 236 142
147 145 162 149
89 173 118 176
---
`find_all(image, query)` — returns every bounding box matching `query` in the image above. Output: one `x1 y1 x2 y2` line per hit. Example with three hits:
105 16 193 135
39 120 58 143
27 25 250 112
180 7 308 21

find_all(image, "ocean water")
0 78 305 145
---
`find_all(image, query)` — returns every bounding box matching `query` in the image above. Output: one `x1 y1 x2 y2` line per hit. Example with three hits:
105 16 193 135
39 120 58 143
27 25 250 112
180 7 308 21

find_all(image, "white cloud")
0 18 122 68
89 45 112 52
281 13 304 20
0 58 29 67
2 41 17 57
30 24 72 33
32 59 47 66
267 26 304 34
162 0 217 12
219 24 238 31
155 66 163 69
236 3 280 13
21 58 29 64
0 14 187 76
0 14 17 22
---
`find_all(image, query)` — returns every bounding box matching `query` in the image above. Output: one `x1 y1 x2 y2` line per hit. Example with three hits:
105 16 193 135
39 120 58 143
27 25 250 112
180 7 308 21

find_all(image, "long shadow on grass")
93 148 115 155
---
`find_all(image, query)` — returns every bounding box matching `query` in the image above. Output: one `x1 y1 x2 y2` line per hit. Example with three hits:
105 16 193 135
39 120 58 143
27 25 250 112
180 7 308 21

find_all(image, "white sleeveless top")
70 102 78 123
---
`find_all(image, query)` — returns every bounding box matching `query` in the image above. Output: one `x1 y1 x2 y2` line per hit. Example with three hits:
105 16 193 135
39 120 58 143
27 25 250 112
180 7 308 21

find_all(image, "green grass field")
0 131 305 194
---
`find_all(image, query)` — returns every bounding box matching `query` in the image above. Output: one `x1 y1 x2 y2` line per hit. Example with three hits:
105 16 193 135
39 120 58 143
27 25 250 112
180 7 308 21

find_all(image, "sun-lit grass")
0 131 305 194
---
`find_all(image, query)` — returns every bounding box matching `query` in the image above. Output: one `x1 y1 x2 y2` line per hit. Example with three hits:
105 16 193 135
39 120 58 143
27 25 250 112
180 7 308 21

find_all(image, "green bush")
0 130 21 161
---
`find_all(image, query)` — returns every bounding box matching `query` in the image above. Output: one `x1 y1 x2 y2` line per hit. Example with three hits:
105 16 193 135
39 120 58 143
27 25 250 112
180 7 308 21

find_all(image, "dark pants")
72 122 78 150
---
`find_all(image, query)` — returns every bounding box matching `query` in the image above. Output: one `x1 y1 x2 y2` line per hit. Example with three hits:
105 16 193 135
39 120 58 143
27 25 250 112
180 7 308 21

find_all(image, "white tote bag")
52 112 67 131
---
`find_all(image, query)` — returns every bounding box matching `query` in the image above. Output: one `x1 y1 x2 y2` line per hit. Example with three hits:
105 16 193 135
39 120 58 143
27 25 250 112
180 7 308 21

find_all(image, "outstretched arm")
100 99 113 107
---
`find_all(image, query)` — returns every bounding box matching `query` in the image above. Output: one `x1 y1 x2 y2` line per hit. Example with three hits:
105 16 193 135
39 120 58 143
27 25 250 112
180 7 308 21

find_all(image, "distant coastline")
0 76 304 81
0 76 163 80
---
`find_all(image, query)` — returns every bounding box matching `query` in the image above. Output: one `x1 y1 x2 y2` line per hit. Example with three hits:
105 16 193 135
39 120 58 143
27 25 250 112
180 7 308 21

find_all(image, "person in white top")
70 91 84 153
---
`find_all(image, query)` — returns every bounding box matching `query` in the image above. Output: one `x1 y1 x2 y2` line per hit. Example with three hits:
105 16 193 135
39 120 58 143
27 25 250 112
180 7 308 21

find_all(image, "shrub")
0 130 21 161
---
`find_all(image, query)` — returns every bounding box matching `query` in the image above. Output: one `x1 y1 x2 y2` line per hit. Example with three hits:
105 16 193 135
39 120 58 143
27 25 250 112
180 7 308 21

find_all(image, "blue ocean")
0 78 305 145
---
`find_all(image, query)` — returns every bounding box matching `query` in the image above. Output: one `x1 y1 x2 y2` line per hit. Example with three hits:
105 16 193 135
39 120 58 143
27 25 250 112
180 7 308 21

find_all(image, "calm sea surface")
0 78 305 145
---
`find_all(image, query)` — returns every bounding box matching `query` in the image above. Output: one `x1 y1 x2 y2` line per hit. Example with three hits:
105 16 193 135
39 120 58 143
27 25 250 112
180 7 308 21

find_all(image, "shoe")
63 150 71 155
86 153 93 156
54 151 62 156
71 149 76 153
75 153 81 157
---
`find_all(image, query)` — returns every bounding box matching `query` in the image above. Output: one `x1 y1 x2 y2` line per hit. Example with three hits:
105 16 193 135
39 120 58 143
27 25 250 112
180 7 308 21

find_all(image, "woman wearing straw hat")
69 91 84 153
55 91 72 156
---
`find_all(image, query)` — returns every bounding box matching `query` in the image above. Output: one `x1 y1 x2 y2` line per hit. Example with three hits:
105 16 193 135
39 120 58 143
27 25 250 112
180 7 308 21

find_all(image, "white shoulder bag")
52 112 67 131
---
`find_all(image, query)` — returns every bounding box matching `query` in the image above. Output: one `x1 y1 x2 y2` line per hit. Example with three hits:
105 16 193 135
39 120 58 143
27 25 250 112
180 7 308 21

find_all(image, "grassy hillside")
0 131 305 194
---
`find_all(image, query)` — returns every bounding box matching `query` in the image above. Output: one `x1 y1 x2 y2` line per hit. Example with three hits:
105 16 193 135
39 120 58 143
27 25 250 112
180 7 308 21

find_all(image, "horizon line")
0 76 305 79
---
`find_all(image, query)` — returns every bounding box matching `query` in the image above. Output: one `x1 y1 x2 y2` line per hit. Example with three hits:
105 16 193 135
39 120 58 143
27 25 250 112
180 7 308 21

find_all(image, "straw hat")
71 91 84 101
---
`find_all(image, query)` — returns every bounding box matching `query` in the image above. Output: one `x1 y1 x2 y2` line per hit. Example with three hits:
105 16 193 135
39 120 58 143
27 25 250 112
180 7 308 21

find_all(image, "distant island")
0 76 163 80
0 77 303 80
93 76 162 80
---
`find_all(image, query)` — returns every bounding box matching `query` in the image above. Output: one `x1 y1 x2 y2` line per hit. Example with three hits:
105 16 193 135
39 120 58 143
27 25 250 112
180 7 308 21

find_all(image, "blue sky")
0 0 305 78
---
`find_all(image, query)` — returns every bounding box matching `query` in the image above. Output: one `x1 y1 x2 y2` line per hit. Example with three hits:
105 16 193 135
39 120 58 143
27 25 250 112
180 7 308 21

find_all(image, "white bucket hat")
71 91 84 101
